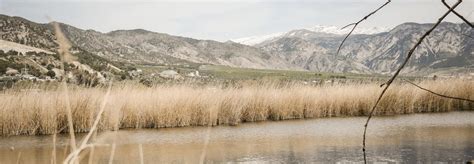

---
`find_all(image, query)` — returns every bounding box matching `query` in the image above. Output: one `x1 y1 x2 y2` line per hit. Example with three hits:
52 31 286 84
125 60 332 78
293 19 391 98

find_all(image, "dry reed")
0 79 472 136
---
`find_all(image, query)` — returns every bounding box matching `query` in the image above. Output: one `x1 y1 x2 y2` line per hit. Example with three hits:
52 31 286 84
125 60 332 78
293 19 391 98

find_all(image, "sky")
1 0 473 41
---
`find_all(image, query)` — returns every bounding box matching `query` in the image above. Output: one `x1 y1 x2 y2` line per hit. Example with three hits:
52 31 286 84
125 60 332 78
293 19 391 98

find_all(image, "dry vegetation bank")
0 79 472 136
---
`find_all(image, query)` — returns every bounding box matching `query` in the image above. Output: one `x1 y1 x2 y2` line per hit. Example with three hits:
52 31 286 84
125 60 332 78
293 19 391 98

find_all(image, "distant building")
19 74 37 81
128 69 143 77
5 68 19 76
186 71 200 77
107 63 123 73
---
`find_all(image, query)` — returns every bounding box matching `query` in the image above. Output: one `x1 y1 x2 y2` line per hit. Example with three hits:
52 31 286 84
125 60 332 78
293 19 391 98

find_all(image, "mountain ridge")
0 14 472 76
232 25 390 46
257 21 473 75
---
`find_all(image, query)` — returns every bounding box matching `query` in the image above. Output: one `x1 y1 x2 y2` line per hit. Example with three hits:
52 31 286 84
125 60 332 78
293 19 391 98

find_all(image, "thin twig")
442 0 473 28
65 81 113 164
64 144 111 164
341 23 357 30
51 21 78 156
362 0 463 163
336 0 391 55
463 34 474 39
403 79 474 103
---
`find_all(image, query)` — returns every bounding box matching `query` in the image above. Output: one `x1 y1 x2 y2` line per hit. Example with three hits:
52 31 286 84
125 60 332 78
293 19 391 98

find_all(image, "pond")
0 111 473 163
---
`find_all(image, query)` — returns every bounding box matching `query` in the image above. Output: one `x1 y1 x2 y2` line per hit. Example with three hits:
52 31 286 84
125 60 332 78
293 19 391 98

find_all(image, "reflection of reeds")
0 80 472 136
51 131 57 164
138 144 144 164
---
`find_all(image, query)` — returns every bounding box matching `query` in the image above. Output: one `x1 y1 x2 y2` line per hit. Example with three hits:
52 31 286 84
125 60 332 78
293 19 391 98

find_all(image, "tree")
46 70 56 78
47 64 55 70
340 0 473 163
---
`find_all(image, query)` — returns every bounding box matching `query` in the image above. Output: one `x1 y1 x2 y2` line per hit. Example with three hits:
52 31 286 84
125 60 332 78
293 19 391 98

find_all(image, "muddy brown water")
0 112 473 163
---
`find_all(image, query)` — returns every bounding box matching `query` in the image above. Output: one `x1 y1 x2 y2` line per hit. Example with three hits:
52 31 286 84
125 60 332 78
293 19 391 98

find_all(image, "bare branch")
337 25 358 56
341 23 357 30
463 34 474 39
403 79 474 103
51 21 78 156
361 0 463 163
442 0 474 28
336 0 391 55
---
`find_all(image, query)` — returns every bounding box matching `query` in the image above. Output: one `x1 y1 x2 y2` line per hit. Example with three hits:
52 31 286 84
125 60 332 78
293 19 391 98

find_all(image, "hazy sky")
1 0 473 41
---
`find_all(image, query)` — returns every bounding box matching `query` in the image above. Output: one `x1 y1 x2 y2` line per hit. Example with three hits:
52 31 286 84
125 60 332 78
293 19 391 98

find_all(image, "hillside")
0 14 472 76
254 22 473 75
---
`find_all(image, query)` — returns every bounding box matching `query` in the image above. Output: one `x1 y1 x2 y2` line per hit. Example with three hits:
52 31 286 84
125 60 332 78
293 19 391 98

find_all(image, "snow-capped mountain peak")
231 32 286 46
232 25 389 45
306 25 389 35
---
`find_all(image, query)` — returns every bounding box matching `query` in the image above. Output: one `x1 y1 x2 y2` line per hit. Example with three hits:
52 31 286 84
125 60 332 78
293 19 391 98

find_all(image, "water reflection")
0 112 473 163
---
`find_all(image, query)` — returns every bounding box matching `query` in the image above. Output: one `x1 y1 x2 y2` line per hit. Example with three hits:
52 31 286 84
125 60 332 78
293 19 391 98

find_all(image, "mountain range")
0 14 472 76
232 25 390 46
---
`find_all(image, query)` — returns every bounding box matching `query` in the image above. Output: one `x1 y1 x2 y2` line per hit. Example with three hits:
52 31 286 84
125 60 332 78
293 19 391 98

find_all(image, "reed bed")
0 79 472 136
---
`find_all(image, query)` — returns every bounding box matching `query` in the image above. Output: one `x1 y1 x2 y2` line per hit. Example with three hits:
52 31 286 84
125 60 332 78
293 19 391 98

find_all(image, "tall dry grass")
0 79 472 136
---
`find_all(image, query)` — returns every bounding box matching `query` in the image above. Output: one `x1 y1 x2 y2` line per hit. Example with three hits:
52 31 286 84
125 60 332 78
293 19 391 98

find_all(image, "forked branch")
336 0 391 55
361 0 463 163
442 0 473 28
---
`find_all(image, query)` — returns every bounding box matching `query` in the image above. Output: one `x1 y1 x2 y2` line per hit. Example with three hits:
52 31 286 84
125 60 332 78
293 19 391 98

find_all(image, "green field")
200 65 375 80
137 64 392 81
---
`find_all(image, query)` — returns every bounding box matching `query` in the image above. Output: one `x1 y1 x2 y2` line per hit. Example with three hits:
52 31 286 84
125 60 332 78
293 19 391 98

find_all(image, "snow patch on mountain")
231 32 286 46
233 25 389 46
307 25 389 35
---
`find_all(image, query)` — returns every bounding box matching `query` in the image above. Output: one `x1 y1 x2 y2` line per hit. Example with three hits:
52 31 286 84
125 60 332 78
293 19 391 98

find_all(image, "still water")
0 112 473 163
